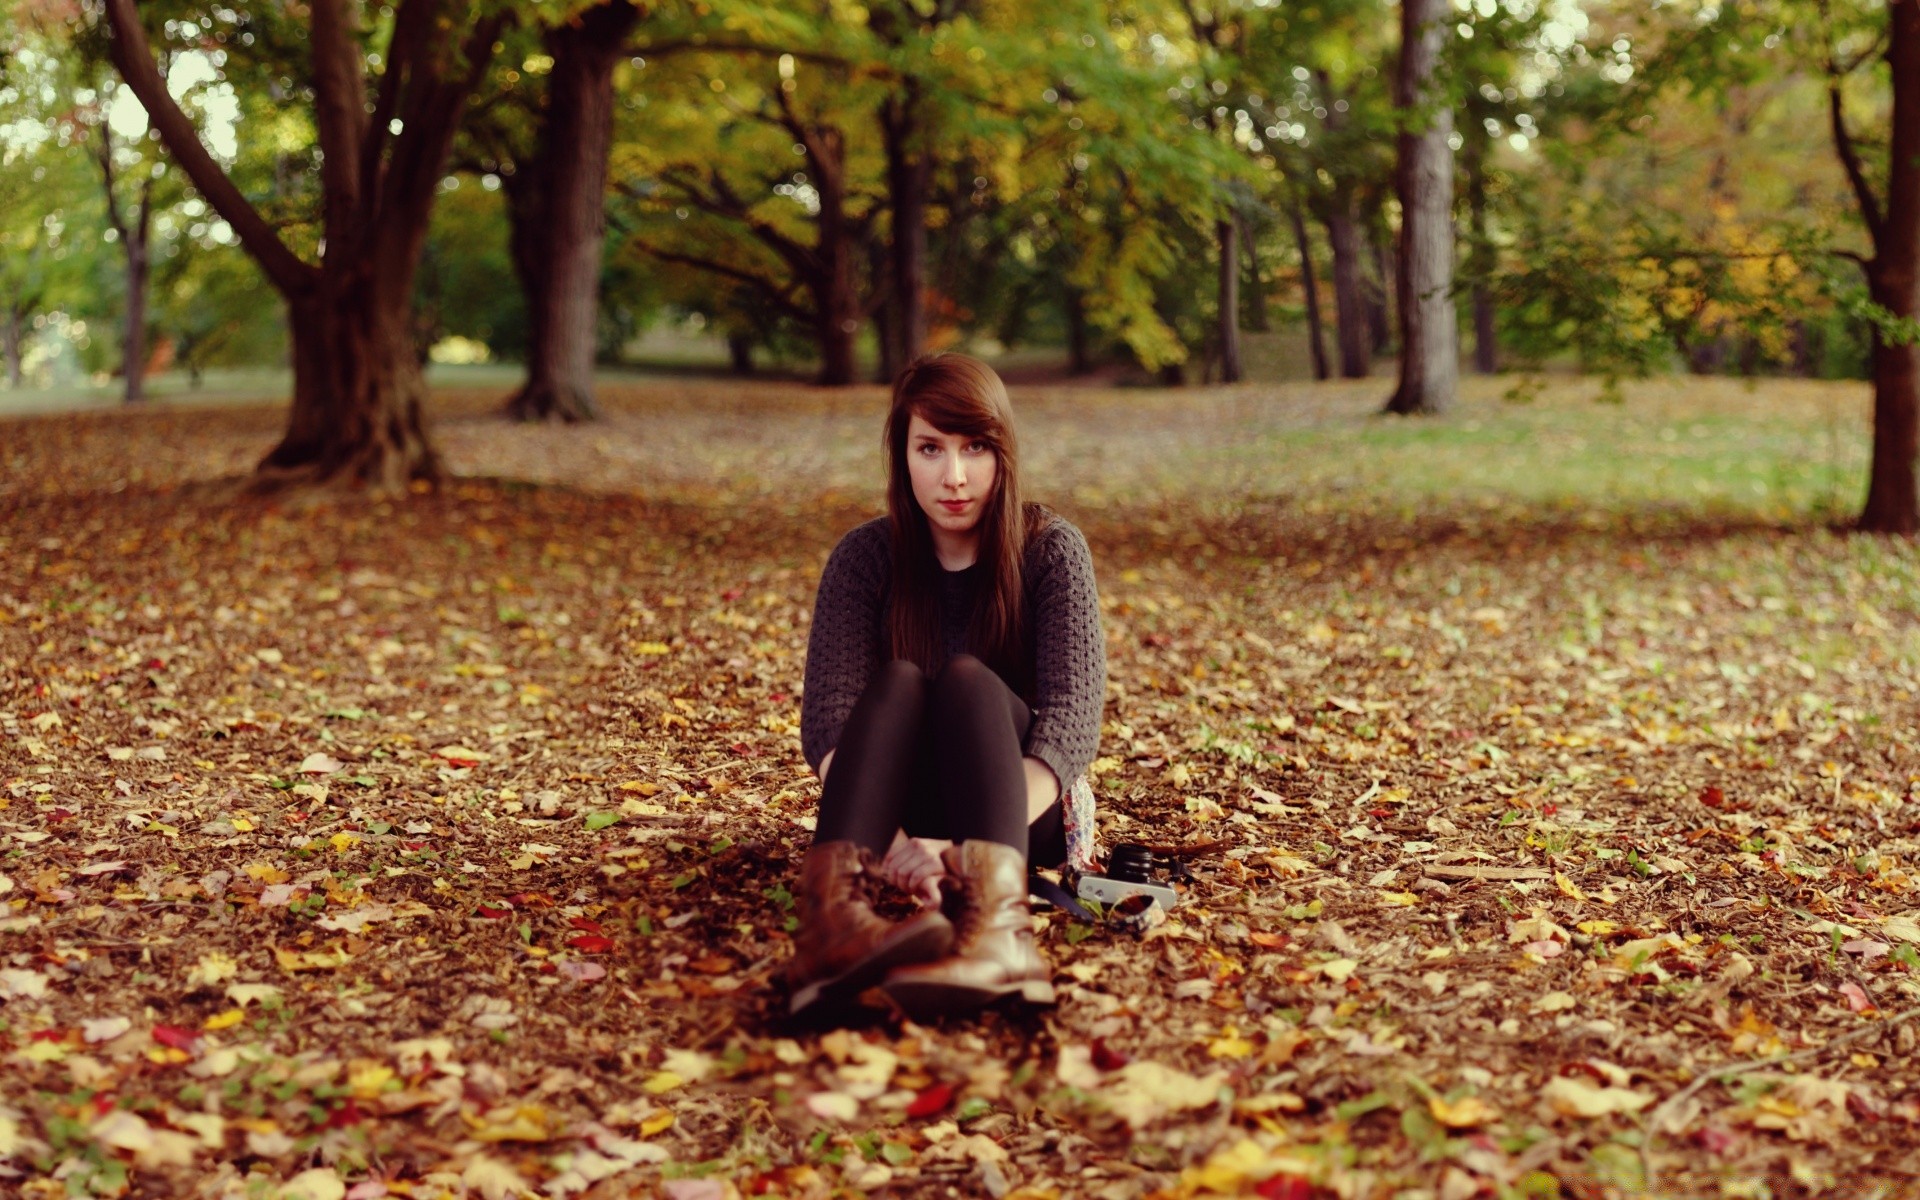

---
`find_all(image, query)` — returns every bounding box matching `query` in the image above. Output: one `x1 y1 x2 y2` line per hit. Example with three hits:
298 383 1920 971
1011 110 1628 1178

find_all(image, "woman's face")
906 412 998 540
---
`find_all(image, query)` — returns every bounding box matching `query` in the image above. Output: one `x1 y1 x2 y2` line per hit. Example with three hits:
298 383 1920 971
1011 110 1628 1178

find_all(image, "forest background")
6 1 1920 1198
2 0 1916 525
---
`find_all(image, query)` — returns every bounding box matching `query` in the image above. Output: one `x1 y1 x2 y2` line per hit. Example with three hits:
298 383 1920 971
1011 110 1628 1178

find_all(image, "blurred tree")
488 0 642 422
1382 0 1457 414
102 0 512 489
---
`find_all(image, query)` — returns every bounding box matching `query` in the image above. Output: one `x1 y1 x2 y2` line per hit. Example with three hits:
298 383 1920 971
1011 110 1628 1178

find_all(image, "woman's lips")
939 499 970 512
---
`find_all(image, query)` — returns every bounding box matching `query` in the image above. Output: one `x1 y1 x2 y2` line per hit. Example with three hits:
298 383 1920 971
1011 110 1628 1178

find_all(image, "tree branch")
103 0 313 295
636 244 812 319
307 0 369 248
1820 0 1884 247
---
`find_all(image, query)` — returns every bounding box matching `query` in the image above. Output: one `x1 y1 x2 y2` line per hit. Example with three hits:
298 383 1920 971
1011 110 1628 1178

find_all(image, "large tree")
1383 0 1457 413
498 0 641 422
1834 0 1920 533
104 0 505 489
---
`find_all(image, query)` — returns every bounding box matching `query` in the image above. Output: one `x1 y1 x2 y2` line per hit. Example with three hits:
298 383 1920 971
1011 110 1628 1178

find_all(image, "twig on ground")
1641 1002 1920 1192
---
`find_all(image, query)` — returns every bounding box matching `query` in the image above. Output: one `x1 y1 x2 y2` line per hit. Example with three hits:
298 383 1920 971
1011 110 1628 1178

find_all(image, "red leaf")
475 904 512 920
568 917 604 933
1700 786 1726 808
1090 1038 1130 1071
568 934 615 954
1255 1176 1316 1200
323 1098 365 1128
151 1025 201 1051
906 1082 954 1119
1840 982 1876 1013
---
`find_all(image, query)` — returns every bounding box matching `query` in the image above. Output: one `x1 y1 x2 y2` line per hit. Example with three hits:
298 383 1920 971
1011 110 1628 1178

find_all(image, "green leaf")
584 811 618 831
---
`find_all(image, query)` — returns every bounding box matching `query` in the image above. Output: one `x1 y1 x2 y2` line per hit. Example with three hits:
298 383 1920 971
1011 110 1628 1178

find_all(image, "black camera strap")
1027 870 1101 922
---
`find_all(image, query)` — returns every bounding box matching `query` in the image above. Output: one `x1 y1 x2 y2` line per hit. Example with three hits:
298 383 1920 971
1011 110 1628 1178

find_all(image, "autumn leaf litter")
2 380 1919 1198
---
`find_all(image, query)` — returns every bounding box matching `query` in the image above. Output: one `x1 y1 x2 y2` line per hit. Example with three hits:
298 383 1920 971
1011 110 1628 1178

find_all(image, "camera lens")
1107 843 1156 883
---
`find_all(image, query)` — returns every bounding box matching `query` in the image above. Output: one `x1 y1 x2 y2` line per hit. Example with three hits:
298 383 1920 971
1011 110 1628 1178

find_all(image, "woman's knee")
872 658 927 697
928 655 1011 723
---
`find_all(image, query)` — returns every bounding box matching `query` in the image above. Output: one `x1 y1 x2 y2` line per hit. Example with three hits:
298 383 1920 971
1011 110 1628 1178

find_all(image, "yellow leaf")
1555 872 1587 902
1428 1094 1499 1128
435 746 488 765
1378 891 1420 907
1206 1027 1255 1060
244 864 290 885
203 1009 245 1032
348 1062 395 1099
275 945 351 972
329 832 361 854
642 1071 684 1094
640 1109 676 1137
618 780 661 795
632 642 672 656
19 1041 70 1063
1576 920 1619 937
230 817 255 832
465 1103 557 1143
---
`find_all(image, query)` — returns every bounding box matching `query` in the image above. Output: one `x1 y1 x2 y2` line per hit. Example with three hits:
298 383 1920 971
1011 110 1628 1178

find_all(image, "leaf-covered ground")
3 377 1918 1200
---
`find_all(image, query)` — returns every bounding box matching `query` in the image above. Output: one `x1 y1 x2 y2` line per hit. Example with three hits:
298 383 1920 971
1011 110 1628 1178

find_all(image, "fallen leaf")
1542 1076 1654 1118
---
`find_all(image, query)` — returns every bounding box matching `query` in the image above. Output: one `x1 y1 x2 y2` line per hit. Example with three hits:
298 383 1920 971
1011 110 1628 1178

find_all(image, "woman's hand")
876 830 950 907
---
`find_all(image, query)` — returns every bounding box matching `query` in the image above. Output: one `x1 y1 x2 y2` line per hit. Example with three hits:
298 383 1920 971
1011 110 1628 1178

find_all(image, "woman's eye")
917 443 940 456
965 442 988 454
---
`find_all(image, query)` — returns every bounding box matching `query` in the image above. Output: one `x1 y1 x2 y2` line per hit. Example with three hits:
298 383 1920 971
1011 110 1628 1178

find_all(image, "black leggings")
815 655 1066 865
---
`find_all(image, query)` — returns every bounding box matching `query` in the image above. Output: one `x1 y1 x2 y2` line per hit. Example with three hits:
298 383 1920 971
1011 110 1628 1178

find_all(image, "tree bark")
1240 214 1270 333
809 126 861 387
2 306 23 388
728 332 755 375
1368 227 1394 355
880 85 931 369
1217 217 1243 383
1323 204 1370 377
505 0 640 423
1065 288 1092 375
1289 204 1330 382
1857 0 1920 534
1384 0 1460 415
105 0 498 490
1463 137 1498 374
95 123 154 404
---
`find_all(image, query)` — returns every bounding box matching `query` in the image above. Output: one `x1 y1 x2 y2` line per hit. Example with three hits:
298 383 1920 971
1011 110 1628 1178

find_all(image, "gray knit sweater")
801 515 1106 792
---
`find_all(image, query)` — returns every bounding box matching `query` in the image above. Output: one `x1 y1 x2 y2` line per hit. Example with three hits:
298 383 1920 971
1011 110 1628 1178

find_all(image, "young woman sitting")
789 353 1106 1024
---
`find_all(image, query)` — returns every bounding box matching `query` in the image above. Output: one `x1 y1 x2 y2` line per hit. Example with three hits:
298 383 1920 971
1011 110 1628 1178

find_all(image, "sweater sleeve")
1023 520 1105 790
800 521 889 773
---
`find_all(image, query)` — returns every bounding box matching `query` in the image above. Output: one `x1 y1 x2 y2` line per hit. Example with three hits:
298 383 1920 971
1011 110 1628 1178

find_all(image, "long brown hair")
884 353 1049 693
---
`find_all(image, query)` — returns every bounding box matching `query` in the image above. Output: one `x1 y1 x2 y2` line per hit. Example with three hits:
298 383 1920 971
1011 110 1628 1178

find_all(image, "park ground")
2 374 1919 1199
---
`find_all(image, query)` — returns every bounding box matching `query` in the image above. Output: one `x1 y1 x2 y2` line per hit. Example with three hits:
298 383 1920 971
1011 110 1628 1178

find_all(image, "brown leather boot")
881 840 1056 1019
785 841 953 1023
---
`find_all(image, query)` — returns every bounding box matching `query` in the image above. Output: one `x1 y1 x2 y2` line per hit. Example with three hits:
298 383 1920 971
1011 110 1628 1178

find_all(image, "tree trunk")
1241 215 1270 332
1323 205 1370 377
262 283 440 490
871 236 899 382
104 0 500 491
881 87 931 368
2 306 23 388
505 0 639 423
810 128 860 387
1369 228 1394 356
1385 0 1460 415
1858 0 1920 534
728 332 754 375
1065 288 1092 375
120 190 152 404
1463 138 1498 374
1289 205 1330 382
1217 217 1243 383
